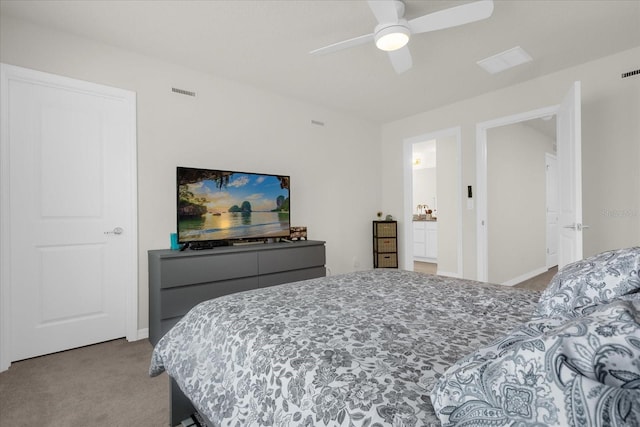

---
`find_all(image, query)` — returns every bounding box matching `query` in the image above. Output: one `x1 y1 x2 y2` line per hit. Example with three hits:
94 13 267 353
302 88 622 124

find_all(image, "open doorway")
412 140 438 274
403 127 463 278
486 116 557 285
476 80 584 284
475 105 558 283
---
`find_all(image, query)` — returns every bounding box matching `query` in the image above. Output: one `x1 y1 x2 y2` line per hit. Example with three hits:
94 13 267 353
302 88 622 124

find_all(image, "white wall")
0 16 382 330
487 122 555 284
382 47 640 280
413 167 436 213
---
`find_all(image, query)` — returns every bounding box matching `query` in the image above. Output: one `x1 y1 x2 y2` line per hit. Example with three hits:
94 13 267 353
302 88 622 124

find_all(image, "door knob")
104 227 124 235
563 223 590 231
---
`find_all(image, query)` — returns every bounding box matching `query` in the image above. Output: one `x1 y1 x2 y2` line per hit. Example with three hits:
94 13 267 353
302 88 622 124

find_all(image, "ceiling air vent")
621 69 640 79
477 46 533 74
171 87 196 97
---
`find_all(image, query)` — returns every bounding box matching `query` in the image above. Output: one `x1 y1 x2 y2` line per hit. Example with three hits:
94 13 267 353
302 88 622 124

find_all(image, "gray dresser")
148 240 326 346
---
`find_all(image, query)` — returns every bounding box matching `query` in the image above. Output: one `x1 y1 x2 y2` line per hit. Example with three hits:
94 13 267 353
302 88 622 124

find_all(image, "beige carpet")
413 261 555 292
0 338 169 427
514 266 557 291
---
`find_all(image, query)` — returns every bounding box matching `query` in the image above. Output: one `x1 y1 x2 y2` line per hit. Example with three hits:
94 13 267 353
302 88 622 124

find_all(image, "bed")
149 269 540 426
150 247 640 426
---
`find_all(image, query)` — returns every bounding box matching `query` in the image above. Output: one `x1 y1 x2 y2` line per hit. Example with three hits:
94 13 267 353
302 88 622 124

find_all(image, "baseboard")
502 266 547 287
436 270 462 279
414 257 437 263
136 328 149 340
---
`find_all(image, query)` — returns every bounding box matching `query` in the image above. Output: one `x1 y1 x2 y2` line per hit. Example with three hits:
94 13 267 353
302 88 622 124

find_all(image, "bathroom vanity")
413 219 437 262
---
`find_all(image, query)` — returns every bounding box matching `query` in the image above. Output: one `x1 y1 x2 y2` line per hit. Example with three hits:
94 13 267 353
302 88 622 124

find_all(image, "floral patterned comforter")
149 269 540 426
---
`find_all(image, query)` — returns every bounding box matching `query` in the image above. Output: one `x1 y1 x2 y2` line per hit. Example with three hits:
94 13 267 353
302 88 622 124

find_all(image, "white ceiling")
1 0 638 123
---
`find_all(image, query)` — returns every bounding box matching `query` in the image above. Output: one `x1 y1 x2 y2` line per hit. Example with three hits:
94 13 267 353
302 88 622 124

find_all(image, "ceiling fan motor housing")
392 0 406 17
374 20 410 51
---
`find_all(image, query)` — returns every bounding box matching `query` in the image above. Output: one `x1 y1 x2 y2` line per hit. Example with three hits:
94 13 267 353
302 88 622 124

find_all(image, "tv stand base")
180 240 229 251
230 239 268 246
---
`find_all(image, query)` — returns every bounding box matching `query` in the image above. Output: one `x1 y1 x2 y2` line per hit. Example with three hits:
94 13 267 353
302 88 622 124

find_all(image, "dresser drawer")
376 253 398 268
259 245 325 274
374 221 397 237
374 237 396 253
161 276 260 318
159 252 258 288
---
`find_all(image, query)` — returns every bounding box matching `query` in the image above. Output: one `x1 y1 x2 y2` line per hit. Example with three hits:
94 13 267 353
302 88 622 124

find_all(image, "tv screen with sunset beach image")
177 167 290 243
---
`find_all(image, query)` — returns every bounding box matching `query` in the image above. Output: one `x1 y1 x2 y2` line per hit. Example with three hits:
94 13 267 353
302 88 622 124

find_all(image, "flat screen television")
177 167 290 245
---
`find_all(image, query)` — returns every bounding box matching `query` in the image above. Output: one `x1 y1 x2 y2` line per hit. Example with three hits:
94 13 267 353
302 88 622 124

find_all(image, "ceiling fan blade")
408 0 494 34
388 46 412 74
309 33 374 55
367 0 401 24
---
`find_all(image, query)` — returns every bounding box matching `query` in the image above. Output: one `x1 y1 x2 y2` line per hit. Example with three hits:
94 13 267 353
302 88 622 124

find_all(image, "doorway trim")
403 126 463 277
0 64 139 371
545 152 559 268
475 105 559 282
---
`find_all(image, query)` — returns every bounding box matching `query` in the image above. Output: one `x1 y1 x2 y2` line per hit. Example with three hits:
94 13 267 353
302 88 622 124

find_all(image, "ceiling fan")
310 0 494 74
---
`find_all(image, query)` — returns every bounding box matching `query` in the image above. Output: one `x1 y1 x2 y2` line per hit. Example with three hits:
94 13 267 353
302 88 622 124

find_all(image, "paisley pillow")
534 247 640 319
430 297 640 426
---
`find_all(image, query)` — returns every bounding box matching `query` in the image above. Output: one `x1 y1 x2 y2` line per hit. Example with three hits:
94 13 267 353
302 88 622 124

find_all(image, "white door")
557 81 583 268
545 153 559 268
0 64 137 365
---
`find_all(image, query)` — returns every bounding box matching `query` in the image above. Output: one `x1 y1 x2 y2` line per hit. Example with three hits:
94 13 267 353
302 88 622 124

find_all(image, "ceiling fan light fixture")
374 24 410 52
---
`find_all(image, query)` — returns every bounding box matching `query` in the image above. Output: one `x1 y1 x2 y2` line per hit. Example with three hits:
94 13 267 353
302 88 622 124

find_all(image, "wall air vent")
171 87 196 97
621 69 640 79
